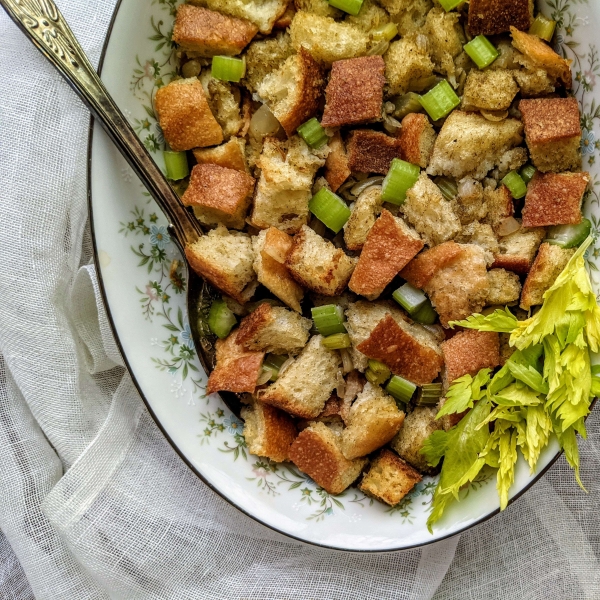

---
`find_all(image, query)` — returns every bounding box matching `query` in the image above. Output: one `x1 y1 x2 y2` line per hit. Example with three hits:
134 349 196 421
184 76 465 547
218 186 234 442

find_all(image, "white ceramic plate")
89 0 600 551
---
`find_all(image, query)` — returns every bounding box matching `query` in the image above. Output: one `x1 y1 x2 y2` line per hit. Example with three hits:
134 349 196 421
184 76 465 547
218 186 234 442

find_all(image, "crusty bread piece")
289 11 368 64
519 98 582 173
242 32 293 94
199 74 244 140
424 244 489 327
397 113 436 169
172 5 257 56
359 449 421 505
462 69 519 112
349 210 423 300
193 137 248 172
236 303 311 354
455 222 499 265
189 0 288 34
424 7 462 82
427 111 523 180
343 185 383 251
321 57 385 129
402 173 462 247
491 226 546 274
400 241 464 289
257 47 325 136
341 383 405 460
325 132 351 192
288 422 367 494
286 226 357 296
185 226 256 304
182 164 254 229
379 0 433 35
260 335 341 418
384 34 435 96
155 78 222 151
390 407 443 474
346 130 403 174
252 228 304 312
486 268 522 306
294 0 342 17
206 329 264 394
296 395 344 429
512 54 556 97
241 401 297 462
482 184 514 233
468 0 533 35
522 172 589 228
520 243 575 310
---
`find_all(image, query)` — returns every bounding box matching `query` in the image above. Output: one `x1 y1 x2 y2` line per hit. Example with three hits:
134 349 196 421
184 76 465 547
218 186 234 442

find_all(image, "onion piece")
249 103 281 137
256 368 273 386
383 114 402 135
481 109 509 122
277 356 294 377
496 216 521 237
340 349 354 374
350 176 384 196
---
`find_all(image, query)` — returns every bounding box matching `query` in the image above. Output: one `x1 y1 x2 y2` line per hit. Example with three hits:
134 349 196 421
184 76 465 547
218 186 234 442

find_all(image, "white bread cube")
242 32 293 94
193 137 248 173
424 7 463 83
384 34 435 96
462 69 519 112
486 268 522 306
492 226 546 274
343 185 383 251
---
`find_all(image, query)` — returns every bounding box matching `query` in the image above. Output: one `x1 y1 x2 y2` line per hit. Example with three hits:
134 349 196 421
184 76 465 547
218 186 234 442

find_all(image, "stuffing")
397 113 437 169
343 185 384 251
455 222 499 264
491 226 546 274
242 32 293 94
346 130 404 174
325 132 351 192
512 54 556 96
486 268 522 306
384 34 435 96
468 0 533 35
400 241 464 289
193 137 248 172
462 69 519 112
424 7 463 83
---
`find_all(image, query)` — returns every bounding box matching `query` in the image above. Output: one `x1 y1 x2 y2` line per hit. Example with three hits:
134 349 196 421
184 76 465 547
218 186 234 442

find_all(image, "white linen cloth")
0 1 599 598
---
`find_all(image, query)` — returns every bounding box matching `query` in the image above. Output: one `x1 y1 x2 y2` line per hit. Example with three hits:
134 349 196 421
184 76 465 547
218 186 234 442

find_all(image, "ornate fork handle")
0 0 202 248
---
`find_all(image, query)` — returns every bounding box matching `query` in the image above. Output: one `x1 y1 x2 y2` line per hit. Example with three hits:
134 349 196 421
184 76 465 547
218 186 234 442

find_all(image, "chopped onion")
416 34 428 52
422 324 445 342
496 216 521 237
277 356 294 377
350 176 384 196
335 371 346 399
367 40 390 56
384 101 396 114
481 109 508 122
256 368 273 386
249 104 281 137
340 349 354 374
383 114 402 135
457 177 480 199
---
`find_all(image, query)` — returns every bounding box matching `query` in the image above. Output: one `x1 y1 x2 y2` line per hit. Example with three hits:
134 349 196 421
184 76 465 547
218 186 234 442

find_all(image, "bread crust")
193 138 248 172
346 130 404 175
519 97 581 145
325 131 351 192
441 330 500 386
468 0 533 35
399 241 464 289
397 113 436 168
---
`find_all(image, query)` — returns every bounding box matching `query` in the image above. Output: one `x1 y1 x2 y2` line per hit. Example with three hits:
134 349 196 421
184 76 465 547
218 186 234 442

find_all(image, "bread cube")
462 70 519 112
519 98 582 173
346 0 390 32
182 164 254 229
185 226 256 304
193 138 248 172
491 226 546 274
321 56 385 128
390 407 443 474
486 268 522 306
273 2 295 28
288 422 367 494
341 383 406 460
343 185 383 251
289 11 368 64
260 336 341 418
286 226 357 296
346 129 403 174
172 5 257 57
294 0 342 18
455 222 499 265
349 211 423 300
397 113 436 169
155 78 223 151
236 303 311 355
512 56 556 97
400 241 464 289
325 132 351 192
402 173 462 247
241 401 297 462
253 228 304 312
378 0 433 35
522 172 589 228
257 47 325 136
520 243 575 310
206 330 264 394
483 184 514 233
385 35 435 96
427 111 523 180
468 0 533 35
242 32 293 94
424 7 463 81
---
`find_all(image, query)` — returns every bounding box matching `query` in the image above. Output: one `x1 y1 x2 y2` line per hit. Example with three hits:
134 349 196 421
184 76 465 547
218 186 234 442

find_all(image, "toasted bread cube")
403 173 462 247
321 57 386 129
155 78 223 151
341 383 405 460
483 184 514 233
379 0 433 35
206 329 264 394
172 5 257 57
236 303 312 354
468 0 533 35
427 111 523 181
286 226 357 296
397 114 436 169
486 268 522 306
400 241 464 289
182 164 254 229
424 7 463 82
193 138 248 172
424 244 489 327
522 172 589 228
242 32 293 94
462 69 519 112
349 211 423 300
519 98 582 173
241 401 297 462
252 228 304 312
390 407 443 474
185 226 256 304
274 2 295 28
359 449 421 505
343 185 383 251
512 53 556 96
199 74 244 140
260 336 341 418
346 129 403 174
257 48 325 137
325 132 351 192
520 243 575 310
294 0 342 17
289 422 367 494
455 223 499 265
289 11 368 65
442 330 500 387
385 35 435 96
492 226 546 274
